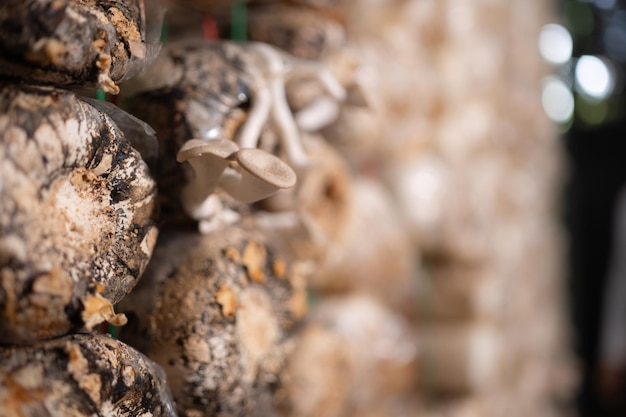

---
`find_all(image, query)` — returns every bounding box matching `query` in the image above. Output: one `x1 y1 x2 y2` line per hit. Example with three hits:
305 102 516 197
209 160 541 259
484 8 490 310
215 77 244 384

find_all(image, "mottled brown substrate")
247 3 346 61
117 227 307 417
277 295 418 417
0 84 158 344
121 42 252 227
0 0 159 93
0 332 177 417
275 323 352 417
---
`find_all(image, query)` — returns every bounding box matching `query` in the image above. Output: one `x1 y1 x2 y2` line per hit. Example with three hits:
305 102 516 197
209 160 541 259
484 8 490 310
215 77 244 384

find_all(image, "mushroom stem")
238 85 272 149
197 196 242 234
176 139 238 220
288 59 347 102
253 41 291 76
295 96 341 132
247 42 310 166
270 77 309 166
316 67 347 102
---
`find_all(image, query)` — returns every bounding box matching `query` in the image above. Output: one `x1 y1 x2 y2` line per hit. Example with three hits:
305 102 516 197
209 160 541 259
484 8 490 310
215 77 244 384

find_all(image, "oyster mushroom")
220 147 297 203
0 332 177 417
228 40 347 167
117 227 308 417
0 84 158 344
246 3 372 138
121 39 345 172
0 0 162 93
177 139 296 211
176 139 296 232
119 42 253 227
176 138 239 220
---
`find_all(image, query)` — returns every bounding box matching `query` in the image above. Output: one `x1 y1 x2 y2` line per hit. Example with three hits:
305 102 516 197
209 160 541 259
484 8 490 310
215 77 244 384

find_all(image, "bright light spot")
539 24 573 65
542 77 575 124
575 55 615 99
595 0 616 10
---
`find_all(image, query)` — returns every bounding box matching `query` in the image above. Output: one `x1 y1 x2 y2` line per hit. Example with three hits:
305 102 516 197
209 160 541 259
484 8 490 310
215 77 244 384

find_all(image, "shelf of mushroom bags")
0 1 580 417
0 1 173 415
0 1 423 417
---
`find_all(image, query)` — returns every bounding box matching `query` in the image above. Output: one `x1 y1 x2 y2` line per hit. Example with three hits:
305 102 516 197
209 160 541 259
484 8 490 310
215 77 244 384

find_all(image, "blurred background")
141 1 626 416
551 1 626 415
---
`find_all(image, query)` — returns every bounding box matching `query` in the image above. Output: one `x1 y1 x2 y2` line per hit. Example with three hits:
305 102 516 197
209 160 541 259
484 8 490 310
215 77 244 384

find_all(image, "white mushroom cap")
176 138 240 164
219 148 297 204
176 138 238 219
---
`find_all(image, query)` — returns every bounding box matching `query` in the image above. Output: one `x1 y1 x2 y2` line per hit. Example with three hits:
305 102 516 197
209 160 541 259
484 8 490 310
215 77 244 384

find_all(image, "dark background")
561 0 626 415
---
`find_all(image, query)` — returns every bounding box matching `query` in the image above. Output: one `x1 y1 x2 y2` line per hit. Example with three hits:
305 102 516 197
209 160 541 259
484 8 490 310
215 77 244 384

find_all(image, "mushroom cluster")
177 139 296 232
111 22 352 413
119 39 346 229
